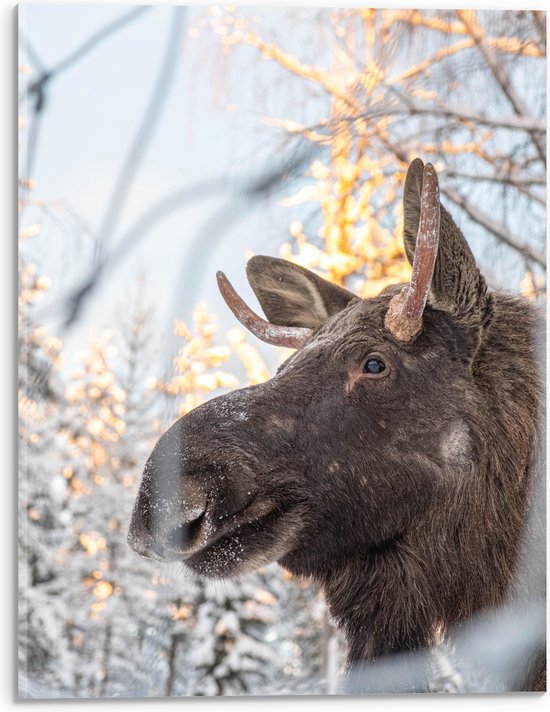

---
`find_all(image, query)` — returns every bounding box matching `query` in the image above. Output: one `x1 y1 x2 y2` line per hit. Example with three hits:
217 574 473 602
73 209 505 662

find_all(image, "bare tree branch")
370 102 544 134
530 10 546 53
442 186 546 267
457 10 546 166
293 88 545 137
56 143 315 329
92 7 186 262
18 34 46 74
20 6 154 186
348 602 545 693
440 168 546 187
441 169 546 207
48 7 151 79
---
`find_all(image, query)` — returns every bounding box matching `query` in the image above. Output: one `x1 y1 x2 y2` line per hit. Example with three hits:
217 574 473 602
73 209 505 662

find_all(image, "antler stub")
384 162 440 341
216 271 313 349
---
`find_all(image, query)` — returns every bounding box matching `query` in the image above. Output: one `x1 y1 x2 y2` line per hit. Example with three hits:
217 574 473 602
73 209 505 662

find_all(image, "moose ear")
246 256 357 329
402 158 490 329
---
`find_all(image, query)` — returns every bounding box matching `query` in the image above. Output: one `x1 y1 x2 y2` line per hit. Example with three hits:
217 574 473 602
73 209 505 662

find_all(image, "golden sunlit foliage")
520 272 547 302
151 303 270 415
19 262 62 373
64 331 127 480
195 6 545 299
278 157 412 297
207 6 415 294
79 531 107 557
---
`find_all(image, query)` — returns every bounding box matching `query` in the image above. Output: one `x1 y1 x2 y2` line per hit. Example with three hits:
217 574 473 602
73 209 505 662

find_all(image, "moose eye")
363 355 388 378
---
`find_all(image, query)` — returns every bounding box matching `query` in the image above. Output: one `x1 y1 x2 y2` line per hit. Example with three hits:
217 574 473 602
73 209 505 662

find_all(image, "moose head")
128 159 542 679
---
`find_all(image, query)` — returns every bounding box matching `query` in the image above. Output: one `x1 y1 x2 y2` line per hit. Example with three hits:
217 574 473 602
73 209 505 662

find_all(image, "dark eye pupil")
365 358 386 374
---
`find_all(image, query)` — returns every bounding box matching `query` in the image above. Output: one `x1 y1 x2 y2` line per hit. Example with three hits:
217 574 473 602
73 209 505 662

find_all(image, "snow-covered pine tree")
18 260 76 697
58 328 132 696
57 283 195 697
152 306 288 695
189 576 279 695
105 283 199 698
254 567 345 695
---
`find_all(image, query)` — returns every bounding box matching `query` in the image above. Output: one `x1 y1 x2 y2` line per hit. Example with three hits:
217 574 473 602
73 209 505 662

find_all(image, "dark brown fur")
129 160 545 692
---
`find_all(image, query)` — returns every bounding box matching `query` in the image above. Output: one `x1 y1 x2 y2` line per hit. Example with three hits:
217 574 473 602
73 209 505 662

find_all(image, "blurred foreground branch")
58 141 315 331
20 6 152 181
348 603 545 693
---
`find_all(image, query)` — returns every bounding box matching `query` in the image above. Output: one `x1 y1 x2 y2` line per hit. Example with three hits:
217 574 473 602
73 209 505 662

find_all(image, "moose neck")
318 534 446 664
281 439 537 671
280 528 446 664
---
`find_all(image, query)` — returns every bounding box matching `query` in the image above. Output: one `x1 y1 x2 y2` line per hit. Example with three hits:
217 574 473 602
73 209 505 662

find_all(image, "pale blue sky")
18 3 546 379
19 3 317 376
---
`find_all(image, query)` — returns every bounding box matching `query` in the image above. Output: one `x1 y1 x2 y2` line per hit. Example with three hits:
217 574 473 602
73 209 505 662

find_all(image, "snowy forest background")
18 4 545 699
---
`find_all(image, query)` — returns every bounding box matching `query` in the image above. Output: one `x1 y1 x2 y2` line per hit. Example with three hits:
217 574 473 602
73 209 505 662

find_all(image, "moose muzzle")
127 385 282 564
127 414 210 561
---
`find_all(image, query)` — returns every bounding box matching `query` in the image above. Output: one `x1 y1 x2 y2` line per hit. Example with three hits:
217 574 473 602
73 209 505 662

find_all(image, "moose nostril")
182 481 208 524
167 512 205 552
167 523 187 550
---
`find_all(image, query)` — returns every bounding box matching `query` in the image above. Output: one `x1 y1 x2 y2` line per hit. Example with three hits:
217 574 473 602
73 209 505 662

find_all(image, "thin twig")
442 186 546 268
20 6 154 187
92 6 186 264
48 7 151 79
441 168 546 187
442 170 546 207
56 144 315 329
457 10 546 166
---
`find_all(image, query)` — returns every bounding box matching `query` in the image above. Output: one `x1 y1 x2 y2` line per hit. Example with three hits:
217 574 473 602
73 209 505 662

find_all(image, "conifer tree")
152 305 287 695
18 260 75 697
58 290 192 697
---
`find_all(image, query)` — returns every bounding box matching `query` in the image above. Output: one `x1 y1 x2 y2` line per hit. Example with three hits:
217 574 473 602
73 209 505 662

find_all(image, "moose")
129 159 545 692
